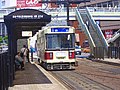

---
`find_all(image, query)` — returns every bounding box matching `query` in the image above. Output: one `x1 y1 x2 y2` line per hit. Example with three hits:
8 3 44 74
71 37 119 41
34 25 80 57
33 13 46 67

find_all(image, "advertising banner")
104 30 113 39
17 0 42 8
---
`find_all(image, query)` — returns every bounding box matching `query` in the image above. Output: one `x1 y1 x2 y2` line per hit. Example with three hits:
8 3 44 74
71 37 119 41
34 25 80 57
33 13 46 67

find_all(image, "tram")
36 26 76 70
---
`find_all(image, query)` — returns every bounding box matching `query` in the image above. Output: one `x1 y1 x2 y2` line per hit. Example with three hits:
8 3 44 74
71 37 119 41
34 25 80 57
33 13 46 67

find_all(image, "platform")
9 62 67 90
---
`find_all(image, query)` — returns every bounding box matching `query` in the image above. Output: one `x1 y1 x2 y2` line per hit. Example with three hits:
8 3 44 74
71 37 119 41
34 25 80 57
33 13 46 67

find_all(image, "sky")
0 0 1 8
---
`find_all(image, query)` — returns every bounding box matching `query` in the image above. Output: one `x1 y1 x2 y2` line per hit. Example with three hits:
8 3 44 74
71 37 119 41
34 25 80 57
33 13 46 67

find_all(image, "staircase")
75 7 109 53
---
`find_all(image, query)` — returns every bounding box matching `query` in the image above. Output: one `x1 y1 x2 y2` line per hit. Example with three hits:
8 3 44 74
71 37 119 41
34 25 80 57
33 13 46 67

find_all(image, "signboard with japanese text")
17 0 42 8
104 30 113 39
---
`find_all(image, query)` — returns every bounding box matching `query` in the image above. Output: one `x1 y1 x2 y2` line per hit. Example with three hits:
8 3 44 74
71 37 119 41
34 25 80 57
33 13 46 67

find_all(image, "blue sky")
0 0 1 8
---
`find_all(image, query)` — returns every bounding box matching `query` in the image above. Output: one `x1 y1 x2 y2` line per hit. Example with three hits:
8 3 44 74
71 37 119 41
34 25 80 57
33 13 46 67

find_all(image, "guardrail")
0 52 9 90
93 47 120 60
108 47 120 59
93 47 104 60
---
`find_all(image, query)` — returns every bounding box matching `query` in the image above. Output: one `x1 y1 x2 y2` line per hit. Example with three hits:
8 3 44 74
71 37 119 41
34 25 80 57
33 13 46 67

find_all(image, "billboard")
104 30 113 39
17 0 42 8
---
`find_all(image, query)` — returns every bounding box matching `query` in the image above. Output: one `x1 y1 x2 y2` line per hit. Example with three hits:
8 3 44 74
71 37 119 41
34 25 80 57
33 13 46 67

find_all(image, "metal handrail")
86 7 109 51
107 30 120 43
88 7 120 12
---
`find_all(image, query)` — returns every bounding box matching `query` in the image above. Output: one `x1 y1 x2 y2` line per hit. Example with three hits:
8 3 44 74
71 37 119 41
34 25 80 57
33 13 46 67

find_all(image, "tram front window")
46 34 75 49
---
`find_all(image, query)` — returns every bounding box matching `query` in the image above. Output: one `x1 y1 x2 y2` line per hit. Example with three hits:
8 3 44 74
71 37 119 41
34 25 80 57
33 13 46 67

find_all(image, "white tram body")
37 26 76 70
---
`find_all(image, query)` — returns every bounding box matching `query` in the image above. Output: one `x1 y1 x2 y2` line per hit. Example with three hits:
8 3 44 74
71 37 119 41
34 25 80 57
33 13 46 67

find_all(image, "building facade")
0 0 16 9
79 0 119 8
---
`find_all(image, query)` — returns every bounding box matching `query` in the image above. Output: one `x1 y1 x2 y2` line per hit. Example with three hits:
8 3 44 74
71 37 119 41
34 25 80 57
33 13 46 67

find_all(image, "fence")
93 47 104 59
108 47 120 59
0 52 9 90
93 47 120 60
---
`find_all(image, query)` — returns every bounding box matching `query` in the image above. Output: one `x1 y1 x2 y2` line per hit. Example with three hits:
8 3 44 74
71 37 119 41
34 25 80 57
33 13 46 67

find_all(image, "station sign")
12 15 43 19
17 0 42 8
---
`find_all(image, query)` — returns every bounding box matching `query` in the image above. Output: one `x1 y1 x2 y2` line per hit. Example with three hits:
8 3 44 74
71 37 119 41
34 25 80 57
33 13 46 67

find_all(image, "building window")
97 3 101 7
0 23 2 35
113 0 119 7
0 23 7 36
108 1 113 7
102 2 108 7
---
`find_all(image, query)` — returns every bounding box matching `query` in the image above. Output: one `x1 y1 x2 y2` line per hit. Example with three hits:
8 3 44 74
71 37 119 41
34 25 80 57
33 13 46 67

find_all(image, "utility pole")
66 0 69 25
39 0 90 26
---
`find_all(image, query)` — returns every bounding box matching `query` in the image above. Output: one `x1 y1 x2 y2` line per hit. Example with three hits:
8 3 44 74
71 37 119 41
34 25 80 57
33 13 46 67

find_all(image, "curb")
91 59 120 66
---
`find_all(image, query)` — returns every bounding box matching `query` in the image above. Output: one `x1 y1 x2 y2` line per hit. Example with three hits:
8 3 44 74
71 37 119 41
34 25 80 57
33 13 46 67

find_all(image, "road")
50 59 120 90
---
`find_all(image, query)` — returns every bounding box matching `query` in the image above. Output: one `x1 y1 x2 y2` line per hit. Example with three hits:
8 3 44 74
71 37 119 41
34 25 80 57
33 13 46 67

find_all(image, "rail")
86 7 109 52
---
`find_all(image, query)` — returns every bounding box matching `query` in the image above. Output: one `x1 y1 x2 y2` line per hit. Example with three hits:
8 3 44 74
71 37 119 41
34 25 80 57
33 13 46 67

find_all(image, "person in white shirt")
21 45 28 64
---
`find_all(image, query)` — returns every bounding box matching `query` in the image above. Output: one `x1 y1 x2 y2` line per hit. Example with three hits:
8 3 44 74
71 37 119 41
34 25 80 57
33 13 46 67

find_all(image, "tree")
3 36 8 40
3 36 8 44
0 36 3 43
0 36 8 44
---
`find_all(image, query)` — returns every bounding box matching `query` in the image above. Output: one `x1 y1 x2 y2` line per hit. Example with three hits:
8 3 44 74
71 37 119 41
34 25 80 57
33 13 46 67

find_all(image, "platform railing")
0 52 9 90
93 47 120 60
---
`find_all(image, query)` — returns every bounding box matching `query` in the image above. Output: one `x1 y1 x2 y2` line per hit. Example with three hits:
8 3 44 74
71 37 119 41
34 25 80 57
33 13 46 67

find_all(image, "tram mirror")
67 34 70 40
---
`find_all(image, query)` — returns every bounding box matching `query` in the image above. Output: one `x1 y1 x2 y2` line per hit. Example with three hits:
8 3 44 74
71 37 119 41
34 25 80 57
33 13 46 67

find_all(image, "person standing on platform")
30 46 34 62
21 45 28 64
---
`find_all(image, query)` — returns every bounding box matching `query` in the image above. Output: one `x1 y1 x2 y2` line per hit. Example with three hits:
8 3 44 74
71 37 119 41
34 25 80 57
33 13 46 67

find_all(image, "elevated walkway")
75 7 109 53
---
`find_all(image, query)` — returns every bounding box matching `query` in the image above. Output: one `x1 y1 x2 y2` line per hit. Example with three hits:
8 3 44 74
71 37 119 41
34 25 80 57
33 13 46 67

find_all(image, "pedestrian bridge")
1 7 120 21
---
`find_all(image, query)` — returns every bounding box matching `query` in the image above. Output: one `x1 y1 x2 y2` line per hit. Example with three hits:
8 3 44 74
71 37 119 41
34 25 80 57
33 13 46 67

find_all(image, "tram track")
77 59 120 75
75 72 120 79
49 59 120 90
49 71 75 90
51 71 113 90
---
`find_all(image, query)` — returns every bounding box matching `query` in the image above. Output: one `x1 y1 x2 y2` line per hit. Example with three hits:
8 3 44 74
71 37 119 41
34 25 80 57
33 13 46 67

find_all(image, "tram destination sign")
51 28 69 32
12 15 43 19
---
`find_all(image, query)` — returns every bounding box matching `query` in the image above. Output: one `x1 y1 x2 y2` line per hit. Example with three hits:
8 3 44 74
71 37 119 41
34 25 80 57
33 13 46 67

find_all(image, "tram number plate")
56 52 66 58
57 57 65 59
